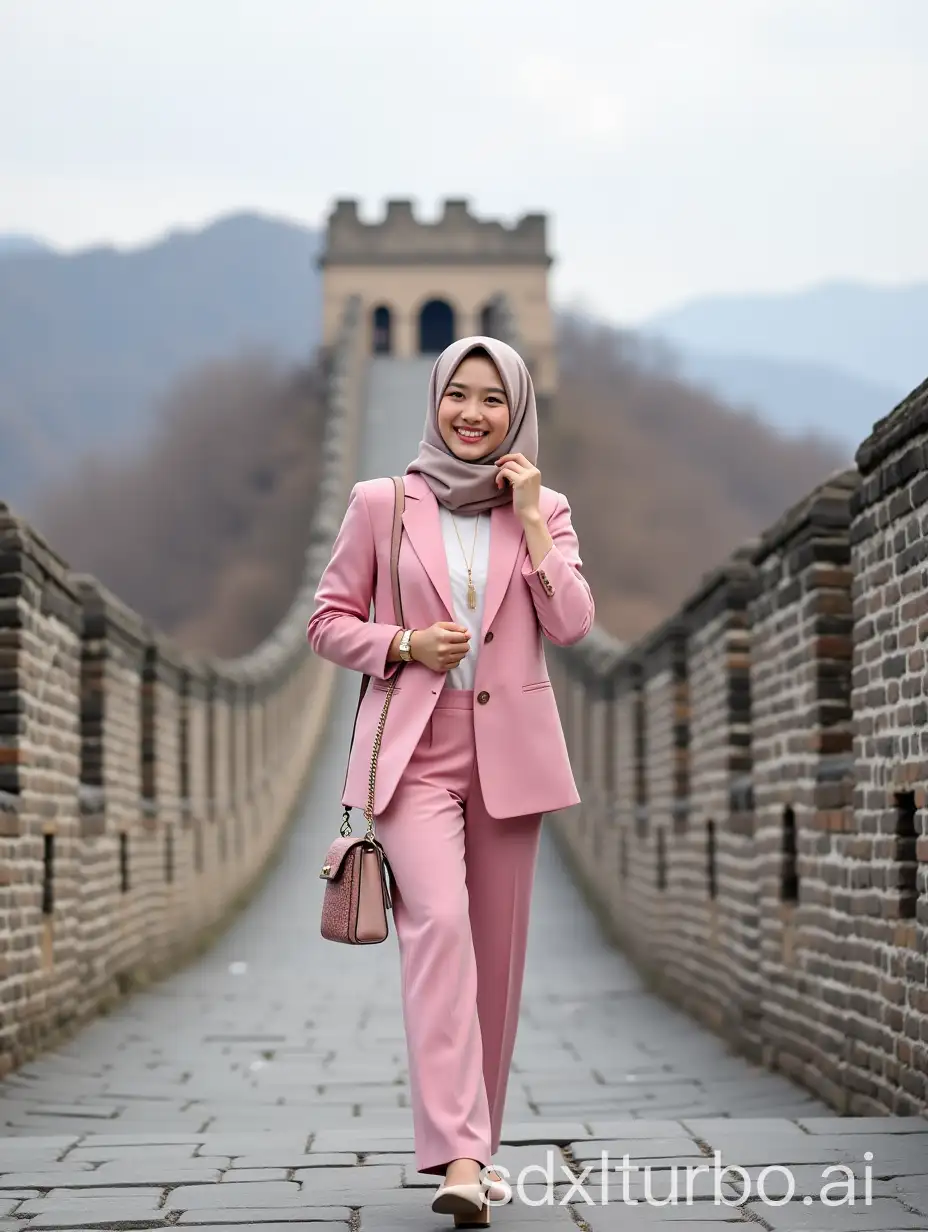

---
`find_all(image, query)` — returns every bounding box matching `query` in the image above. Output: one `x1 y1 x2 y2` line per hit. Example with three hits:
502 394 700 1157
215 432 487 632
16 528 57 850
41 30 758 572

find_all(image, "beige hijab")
405 336 539 515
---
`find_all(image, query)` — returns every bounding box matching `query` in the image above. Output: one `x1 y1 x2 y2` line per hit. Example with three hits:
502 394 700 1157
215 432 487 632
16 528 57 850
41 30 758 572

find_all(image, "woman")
307 335 593 1225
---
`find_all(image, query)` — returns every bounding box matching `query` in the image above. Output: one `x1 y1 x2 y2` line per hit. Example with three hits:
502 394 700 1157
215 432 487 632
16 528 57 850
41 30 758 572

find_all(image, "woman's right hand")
410 622 471 672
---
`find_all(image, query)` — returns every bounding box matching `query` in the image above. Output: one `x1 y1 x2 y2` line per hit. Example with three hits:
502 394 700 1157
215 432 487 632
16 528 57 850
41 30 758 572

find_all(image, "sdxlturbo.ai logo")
482 1150 875 1208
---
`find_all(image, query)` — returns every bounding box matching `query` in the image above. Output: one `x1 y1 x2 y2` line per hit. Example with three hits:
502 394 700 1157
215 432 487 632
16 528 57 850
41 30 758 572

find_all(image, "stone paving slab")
176 1217 352 1227
570 1137 704 1161
231 1153 359 1170
16 1194 165 1217
797 1118 928 1136
290 1165 404 1189
0 1156 92 1174
35 1187 165 1201
166 1180 305 1206
744 1197 927 1229
221 1167 291 1181
579 1210 752 1229
65 1146 224 1163
586 1120 703 1138
0 556 926 1230
22 1209 170 1230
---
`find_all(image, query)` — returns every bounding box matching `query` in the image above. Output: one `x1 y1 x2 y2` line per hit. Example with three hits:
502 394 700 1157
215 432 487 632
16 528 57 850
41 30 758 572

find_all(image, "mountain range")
646 281 926 392
0 234 49 255
0 213 923 510
0 215 322 506
653 346 904 446
643 281 924 446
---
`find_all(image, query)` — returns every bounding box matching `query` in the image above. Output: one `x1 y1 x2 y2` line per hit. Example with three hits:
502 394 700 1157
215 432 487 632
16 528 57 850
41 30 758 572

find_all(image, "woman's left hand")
495 453 542 523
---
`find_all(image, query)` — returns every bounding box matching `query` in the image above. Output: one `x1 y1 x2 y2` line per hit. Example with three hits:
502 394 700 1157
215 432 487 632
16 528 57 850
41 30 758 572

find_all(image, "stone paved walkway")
1 670 926 1230
1 360 924 1229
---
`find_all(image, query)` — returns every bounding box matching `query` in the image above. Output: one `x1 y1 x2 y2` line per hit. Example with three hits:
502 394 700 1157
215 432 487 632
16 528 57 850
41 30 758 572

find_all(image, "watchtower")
317 198 557 402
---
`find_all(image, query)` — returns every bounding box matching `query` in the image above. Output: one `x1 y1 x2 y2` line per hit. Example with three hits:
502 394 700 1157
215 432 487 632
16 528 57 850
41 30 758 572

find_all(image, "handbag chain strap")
339 475 406 842
363 674 399 838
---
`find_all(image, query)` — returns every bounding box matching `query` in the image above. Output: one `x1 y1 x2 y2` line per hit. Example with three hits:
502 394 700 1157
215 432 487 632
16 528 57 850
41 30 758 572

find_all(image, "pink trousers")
374 687 542 1175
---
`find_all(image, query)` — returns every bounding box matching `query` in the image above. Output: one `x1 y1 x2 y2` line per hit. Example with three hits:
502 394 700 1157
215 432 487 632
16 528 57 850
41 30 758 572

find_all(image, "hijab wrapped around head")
405 336 539 515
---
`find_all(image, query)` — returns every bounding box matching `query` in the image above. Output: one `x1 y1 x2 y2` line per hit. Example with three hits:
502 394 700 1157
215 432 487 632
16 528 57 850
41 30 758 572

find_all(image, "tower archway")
479 301 497 337
418 299 456 353
371 305 392 354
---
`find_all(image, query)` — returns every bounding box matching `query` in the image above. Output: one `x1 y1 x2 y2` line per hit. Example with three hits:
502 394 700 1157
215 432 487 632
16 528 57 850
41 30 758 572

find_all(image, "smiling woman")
307 334 594 1222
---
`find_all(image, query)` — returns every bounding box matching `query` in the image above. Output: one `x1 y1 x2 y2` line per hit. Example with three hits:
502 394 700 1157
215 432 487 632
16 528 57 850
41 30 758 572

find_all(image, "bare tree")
544 315 845 639
32 351 327 657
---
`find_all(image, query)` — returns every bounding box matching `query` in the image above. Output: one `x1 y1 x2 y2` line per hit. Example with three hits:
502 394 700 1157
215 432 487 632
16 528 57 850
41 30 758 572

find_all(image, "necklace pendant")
466 581 477 611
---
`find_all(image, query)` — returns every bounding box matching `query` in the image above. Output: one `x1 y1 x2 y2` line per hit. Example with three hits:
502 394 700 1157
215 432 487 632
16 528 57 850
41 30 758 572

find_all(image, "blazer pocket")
522 680 552 693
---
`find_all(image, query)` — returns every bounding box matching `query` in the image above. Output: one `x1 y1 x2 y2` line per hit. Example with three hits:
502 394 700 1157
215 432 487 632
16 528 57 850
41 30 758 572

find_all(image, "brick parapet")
0 295 363 1075
847 378 928 1112
550 377 928 1116
0 505 83 1072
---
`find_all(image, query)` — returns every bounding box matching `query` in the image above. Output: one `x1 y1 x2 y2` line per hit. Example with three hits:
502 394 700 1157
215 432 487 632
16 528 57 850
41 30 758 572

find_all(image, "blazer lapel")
401 479 456 620
480 503 526 638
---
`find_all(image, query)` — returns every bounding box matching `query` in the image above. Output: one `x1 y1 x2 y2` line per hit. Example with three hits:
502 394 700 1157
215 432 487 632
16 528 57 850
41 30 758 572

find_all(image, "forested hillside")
30 316 845 654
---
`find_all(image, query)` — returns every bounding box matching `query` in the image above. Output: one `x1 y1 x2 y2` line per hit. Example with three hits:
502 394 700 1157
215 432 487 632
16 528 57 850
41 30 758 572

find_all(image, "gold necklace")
450 512 481 610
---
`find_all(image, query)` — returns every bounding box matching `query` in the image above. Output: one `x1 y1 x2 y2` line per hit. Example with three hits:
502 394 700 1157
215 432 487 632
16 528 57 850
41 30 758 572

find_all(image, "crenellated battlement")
320 197 550 266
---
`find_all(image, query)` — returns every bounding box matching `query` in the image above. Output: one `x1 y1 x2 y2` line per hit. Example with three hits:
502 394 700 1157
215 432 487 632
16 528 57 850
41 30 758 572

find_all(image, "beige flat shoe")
431 1180 490 1225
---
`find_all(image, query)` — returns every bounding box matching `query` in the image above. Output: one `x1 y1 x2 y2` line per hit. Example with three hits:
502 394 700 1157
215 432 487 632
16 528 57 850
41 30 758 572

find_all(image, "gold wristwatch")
398 629 414 662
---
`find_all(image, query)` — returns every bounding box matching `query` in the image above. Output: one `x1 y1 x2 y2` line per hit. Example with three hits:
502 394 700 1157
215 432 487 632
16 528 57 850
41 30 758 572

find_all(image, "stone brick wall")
0 295 366 1077
551 377 928 1117
847 381 928 1109
750 470 858 1105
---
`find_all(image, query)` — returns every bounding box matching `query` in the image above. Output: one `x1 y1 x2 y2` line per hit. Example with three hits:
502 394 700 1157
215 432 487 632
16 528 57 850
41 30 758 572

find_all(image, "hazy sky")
1 0 926 322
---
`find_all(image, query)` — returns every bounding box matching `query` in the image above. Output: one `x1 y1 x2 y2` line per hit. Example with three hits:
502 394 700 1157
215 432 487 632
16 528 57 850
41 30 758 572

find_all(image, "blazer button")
484 631 494 643
477 690 490 704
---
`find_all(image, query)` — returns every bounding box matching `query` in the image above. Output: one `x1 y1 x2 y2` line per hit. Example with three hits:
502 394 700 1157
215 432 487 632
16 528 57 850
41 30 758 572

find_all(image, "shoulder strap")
390 475 405 628
340 476 405 803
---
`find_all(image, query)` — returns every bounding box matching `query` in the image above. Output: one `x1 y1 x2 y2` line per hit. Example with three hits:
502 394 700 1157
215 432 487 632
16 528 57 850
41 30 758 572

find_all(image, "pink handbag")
319 476 406 944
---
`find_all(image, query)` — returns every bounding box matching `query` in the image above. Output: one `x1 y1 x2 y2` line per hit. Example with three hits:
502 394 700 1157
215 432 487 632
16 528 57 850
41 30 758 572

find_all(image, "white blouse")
438 506 490 691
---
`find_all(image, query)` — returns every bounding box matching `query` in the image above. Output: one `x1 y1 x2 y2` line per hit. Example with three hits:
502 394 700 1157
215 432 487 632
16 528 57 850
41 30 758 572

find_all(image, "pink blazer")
306 472 594 820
